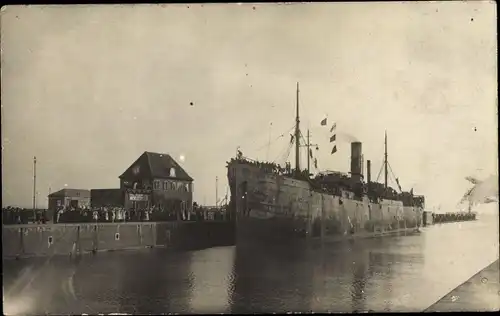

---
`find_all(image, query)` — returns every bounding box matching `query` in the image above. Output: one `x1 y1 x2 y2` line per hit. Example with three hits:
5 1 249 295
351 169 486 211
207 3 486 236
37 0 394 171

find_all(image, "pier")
2 221 235 259
432 212 477 224
425 259 500 312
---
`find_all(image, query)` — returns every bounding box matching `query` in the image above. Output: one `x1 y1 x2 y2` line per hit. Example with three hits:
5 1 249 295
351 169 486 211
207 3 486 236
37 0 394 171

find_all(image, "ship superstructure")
226 83 425 246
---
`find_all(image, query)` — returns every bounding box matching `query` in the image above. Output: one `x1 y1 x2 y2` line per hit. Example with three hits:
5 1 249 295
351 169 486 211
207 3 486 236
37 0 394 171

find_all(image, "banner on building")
129 194 149 201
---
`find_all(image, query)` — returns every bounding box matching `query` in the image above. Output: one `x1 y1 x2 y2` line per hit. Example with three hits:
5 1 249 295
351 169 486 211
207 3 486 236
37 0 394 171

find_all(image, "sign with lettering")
129 194 149 201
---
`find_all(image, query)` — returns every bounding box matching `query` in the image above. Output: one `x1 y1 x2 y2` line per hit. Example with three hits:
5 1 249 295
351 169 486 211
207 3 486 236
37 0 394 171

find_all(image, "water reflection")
303 234 427 312
229 245 315 313
71 250 194 314
187 246 234 314
350 246 368 312
3 256 87 315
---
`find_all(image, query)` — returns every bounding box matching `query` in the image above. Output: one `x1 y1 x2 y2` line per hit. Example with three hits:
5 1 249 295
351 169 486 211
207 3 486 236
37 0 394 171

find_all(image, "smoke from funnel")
336 132 359 143
459 174 499 208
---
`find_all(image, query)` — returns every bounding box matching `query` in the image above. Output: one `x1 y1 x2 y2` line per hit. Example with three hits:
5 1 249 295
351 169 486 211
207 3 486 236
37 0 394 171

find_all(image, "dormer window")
169 167 176 178
133 166 140 175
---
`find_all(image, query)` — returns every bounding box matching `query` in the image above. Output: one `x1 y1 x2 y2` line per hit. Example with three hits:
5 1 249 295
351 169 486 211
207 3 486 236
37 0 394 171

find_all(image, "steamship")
226 83 425 247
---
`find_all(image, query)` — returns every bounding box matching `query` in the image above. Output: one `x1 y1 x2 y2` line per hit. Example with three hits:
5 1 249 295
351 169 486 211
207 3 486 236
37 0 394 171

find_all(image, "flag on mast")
330 123 336 133
329 121 337 154
320 117 327 126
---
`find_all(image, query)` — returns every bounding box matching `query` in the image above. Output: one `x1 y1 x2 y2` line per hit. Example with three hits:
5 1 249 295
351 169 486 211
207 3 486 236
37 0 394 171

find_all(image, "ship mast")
384 130 388 191
305 129 318 177
307 129 310 176
295 82 300 175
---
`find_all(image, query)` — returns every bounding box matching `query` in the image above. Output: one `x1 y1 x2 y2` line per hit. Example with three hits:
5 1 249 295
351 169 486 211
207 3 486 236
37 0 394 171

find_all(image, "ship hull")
228 161 423 249
235 211 421 250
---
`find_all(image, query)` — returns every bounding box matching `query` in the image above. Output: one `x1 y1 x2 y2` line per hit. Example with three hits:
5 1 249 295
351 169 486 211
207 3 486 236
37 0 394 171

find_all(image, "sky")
1 2 497 210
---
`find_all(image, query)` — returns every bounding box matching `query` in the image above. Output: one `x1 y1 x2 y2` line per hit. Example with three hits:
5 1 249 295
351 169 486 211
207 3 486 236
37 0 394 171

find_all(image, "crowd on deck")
231 156 294 175
2 203 228 225
230 151 311 179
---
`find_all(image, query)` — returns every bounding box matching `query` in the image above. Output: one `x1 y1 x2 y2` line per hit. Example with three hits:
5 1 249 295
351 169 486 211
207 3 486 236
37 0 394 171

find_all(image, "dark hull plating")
228 161 424 248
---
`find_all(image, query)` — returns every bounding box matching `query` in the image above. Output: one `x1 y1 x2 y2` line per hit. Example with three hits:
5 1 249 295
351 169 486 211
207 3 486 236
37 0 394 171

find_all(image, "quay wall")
2 221 235 259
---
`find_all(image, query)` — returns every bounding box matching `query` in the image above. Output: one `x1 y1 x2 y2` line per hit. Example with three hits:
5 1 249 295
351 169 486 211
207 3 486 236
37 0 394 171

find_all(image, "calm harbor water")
3 212 499 314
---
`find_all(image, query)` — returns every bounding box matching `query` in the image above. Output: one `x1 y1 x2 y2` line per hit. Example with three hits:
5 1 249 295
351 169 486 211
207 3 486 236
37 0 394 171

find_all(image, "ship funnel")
350 142 363 183
367 160 371 185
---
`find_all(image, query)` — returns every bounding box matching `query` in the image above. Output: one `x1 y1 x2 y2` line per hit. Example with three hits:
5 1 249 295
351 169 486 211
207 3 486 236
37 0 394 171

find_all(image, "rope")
272 140 290 164
274 140 294 165
252 124 296 153
374 136 387 182
283 142 293 163
376 160 384 183
387 162 402 192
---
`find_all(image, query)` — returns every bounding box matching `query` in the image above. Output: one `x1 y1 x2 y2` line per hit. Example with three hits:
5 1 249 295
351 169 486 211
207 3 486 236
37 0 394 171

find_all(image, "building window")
133 165 140 175
170 167 176 178
153 180 161 190
163 181 169 190
184 183 189 192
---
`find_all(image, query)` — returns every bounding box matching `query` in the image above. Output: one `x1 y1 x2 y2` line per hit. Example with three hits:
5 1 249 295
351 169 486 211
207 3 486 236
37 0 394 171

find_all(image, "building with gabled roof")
119 151 193 185
118 151 194 216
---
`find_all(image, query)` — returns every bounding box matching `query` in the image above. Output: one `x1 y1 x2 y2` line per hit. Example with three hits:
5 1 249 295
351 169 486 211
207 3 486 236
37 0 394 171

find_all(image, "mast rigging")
295 82 301 175
384 130 388 191
301 129 318 176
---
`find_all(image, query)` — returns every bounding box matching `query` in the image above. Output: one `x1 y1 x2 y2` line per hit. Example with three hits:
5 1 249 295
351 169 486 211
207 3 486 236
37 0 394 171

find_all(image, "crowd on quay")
2 206 49 224
2 204 228 225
